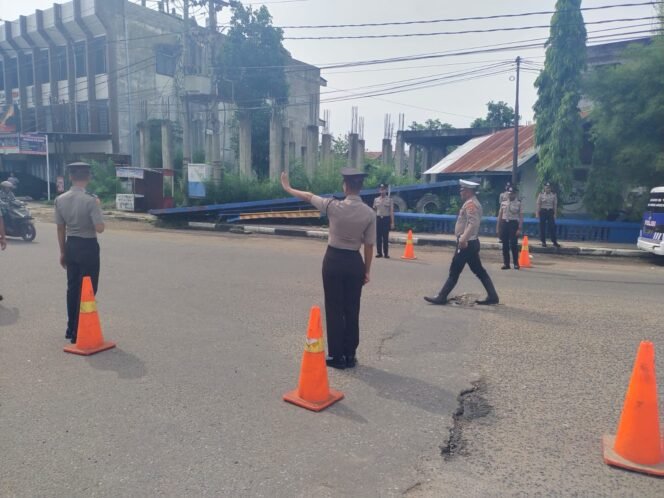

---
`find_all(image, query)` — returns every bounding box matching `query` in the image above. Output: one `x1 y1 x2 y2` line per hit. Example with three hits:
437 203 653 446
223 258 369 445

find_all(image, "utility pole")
182 0 191 166
512 56 521 187
209 0 228 183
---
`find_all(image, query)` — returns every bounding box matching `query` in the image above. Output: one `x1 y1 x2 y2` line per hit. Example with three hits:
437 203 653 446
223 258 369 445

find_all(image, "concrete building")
0 0 323 189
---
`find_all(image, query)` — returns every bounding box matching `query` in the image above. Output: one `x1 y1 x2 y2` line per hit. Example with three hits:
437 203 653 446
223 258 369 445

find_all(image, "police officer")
373 183 394 258
497 186 523 270
0 210 6 302
55 162 105 343
0 181 17 205
424 179 499 305
499 181 512 204
281 168 376 369
536 182 560 247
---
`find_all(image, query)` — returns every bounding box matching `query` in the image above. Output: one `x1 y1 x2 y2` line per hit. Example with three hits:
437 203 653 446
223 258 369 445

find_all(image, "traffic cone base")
602 434 664 476
283 388 344 412
64 341 116 356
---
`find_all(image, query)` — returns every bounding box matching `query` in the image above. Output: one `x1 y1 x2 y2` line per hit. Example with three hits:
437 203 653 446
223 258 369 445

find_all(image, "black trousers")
500 220 520 266
539 209 558 244
65 237 100 339
322 246 365 359
448 239 490 288
376 216 390 256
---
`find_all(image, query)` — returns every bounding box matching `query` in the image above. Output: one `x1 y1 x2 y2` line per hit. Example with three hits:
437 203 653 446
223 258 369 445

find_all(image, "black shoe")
70 337 77 344
326 356 346 369
384 255 390 259
424 295 447 305
476 297 499 305
501 265 510 270
514 264 520 270
345 355 357 368
541 242 547 247
65 330 72 340
376 254 383 258
0 294 3 301
553 242 561 248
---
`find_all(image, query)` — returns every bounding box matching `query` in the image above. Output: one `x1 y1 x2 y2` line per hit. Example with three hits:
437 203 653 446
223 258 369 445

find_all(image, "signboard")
0 133 47 155
116 194 135 212
0 103 18 133
116 167 145 179
188 163 211 198
56 176 65 194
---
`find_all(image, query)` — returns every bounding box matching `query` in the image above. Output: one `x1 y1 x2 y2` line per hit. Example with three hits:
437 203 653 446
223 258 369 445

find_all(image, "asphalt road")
1 221 663 497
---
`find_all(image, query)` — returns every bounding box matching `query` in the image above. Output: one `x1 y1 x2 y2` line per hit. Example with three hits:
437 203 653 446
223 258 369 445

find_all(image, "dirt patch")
440 380 491 460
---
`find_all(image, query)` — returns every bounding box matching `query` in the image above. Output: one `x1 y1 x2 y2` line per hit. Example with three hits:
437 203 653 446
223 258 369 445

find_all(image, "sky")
2 0 659 149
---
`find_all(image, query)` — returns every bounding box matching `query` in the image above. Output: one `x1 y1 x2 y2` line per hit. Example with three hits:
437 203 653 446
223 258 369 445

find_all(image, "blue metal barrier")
395 213 641 243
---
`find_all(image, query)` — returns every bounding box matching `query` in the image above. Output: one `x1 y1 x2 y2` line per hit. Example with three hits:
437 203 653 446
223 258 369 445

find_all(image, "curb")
203 222 648 259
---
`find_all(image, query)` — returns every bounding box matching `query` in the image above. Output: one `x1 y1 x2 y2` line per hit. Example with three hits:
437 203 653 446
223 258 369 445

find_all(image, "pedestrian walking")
373 183 395 258
55 162 105 343
281 168 376 369
424 179 499 305
536 182 560 247
497 187 523 270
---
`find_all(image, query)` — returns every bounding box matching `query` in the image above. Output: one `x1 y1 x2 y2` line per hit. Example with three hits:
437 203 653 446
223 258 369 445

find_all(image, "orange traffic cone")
602 341 664 476
518 235 532 268
283 306 344 412
401 229 417 260
64 276 116 356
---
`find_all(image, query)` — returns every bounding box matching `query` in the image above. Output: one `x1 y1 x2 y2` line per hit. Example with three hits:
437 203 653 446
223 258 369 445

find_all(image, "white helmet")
1 181 14 189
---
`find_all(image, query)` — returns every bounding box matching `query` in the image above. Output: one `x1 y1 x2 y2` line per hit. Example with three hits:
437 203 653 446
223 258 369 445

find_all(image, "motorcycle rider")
0 208 5 302
0 180 18 206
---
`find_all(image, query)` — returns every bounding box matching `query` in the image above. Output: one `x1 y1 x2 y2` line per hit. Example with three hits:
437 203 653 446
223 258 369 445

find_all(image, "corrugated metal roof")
423 124 536 175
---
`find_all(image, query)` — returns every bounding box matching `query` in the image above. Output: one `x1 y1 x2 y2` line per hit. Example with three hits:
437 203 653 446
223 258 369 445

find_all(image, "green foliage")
470 101 516 128
533 0 587 196
88 160 120 203
583 37 664 219
331 134 349 158
408 119 454 131
192 149 206 164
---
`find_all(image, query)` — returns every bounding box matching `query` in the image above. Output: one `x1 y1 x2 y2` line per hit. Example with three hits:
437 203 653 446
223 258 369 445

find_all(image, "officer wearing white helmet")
0 180 17 205
425 179 499 305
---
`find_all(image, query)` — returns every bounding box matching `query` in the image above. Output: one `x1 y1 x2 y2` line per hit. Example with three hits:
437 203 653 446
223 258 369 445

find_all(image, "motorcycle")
1 201 37 242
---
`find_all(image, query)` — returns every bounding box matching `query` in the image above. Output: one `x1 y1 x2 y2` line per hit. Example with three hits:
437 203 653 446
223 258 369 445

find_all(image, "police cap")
67 161 92 171
379 183 387 189
459 179 479 190
341 167 368 178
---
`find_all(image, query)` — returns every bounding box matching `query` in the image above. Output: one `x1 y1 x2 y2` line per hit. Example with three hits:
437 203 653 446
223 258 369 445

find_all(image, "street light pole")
512 56 521 187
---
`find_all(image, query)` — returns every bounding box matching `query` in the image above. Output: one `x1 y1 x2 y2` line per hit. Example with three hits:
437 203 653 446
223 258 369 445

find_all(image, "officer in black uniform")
373 183 395 258
55 162 105 343
281 168 376 369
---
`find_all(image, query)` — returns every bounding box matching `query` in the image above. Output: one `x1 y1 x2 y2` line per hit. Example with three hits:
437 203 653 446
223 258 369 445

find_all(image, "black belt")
327 245 360 254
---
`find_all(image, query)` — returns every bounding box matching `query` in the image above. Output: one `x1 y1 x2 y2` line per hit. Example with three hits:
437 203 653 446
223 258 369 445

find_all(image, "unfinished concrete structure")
0 0 323 181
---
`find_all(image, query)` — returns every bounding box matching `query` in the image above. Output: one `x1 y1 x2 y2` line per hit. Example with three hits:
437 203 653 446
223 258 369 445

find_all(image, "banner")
0 134 19 154
0 103 18 133
0 133 47 155
188 163 211 198
116 167 145 179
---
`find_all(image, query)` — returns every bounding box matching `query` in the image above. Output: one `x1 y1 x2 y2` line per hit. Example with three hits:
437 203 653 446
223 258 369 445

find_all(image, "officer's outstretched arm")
280 172 313 203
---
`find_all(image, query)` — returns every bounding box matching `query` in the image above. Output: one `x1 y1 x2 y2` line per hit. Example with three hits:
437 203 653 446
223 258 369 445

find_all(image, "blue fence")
395 213 641 243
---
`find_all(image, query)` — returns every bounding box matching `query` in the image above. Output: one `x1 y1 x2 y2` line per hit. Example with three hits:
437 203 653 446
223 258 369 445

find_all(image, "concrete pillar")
282 126 290 174
321 133 332 166
395 131 405 175
408 144 417 179
211 111 222 183
382 138 393 167
305 125 319 177
357 139 366 169
269 111 283 181
161 120 173 170
239 113 252 177
422 147 431 174
348 133 359 168
139 123 150 168
289 141 297 165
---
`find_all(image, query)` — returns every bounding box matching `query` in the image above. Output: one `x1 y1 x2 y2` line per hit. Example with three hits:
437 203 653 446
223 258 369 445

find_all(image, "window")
75 41 87 78
156 45 177 77
21 54 34 87
94 99 109 134
91 37 107 75
76 102 89 133
6 58 18 89
37 50 50 84
54 46 68 81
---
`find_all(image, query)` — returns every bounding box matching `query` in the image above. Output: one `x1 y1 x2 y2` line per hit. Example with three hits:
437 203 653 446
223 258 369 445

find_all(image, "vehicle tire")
415 194 441 213
391 194 407 212
22 223 36 242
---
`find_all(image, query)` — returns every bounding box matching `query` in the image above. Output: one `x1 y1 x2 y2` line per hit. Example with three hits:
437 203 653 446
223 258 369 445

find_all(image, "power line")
274 1 657 29
283 16 659 40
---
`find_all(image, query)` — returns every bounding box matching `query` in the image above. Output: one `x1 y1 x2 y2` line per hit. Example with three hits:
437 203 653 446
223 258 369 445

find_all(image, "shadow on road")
87 348 147 379
351 365 456 416
327 403 369 424
0 305 19 326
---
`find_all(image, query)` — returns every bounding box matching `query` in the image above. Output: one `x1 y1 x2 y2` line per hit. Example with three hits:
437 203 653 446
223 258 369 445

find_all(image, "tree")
214 3 289 177
583 37 664 219
331 134 349 158
533 0 587 196
408 119 454 131
470 101 516 128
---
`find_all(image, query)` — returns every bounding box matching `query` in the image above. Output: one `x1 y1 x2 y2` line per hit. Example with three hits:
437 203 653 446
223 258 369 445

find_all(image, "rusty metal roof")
423 124 536 175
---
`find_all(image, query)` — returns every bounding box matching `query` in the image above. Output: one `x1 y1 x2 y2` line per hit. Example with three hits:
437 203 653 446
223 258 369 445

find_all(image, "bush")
88 160 120 203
